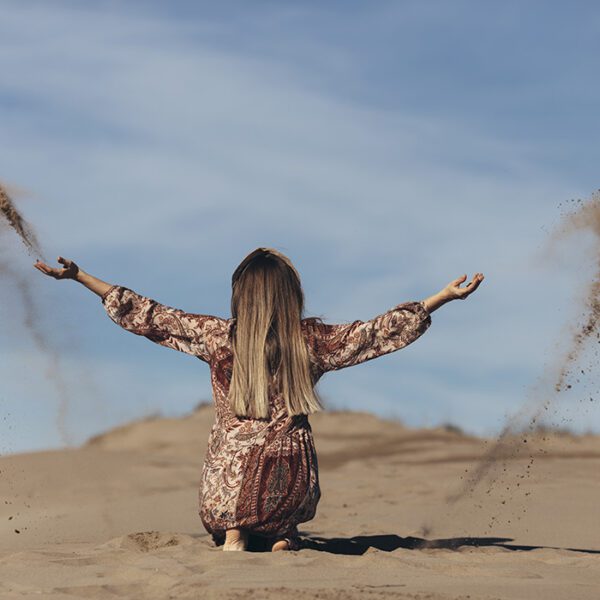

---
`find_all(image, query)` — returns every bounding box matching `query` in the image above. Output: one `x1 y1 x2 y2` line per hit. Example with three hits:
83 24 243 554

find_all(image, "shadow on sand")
298 533 600 556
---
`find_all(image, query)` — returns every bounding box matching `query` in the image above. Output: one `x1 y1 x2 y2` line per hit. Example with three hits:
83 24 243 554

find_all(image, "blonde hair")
228 247 323 419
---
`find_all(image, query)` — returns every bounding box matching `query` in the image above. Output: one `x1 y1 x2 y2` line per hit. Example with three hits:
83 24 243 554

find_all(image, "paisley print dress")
101 285 432 547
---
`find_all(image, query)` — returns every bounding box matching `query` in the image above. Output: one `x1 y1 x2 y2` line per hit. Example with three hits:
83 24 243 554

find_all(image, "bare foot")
223 528 248 551
271 539 290 552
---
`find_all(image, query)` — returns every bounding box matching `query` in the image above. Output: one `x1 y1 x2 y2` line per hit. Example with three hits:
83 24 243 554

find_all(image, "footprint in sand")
99 531 197 553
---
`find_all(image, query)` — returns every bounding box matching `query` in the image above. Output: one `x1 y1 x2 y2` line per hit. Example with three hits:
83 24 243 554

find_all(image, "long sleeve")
101 285 226 363
309 300 432 373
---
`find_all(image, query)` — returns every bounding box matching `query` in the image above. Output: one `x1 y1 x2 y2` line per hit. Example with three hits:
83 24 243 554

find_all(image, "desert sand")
0 404 598 599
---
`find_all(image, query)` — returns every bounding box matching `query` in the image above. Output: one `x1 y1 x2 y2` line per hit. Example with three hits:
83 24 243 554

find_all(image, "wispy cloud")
1 1 598 451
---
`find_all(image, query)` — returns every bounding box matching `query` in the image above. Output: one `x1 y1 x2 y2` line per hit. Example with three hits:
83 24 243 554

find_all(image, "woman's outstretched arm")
34 257 225 362
310 272 485 373
34 256 112 296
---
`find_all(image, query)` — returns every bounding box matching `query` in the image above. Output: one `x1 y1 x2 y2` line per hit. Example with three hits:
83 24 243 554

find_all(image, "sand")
0 404 598 600
0 182 43 259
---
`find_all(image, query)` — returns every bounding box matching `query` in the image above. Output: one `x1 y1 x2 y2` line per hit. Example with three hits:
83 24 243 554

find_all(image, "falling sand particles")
0 181 72 444
420 191 600 541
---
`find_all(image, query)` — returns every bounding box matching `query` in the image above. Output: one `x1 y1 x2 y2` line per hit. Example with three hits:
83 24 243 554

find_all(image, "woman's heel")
223 528 248 551
271 536 301 552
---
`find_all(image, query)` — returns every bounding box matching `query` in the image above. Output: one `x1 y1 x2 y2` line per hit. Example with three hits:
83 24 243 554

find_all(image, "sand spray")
0 182 73 445
1 181 118 536
0 184 45 260
420 192 600 540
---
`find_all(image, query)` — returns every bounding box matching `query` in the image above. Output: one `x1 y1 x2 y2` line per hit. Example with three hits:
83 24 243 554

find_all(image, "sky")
1 0 599 453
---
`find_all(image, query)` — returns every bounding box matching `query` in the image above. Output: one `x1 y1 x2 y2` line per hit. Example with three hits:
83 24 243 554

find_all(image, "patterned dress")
101 285 432 547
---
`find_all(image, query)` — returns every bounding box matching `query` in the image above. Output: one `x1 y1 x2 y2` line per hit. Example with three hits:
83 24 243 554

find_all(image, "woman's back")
99 280 432 548
95 245 439 552
34 246 483 552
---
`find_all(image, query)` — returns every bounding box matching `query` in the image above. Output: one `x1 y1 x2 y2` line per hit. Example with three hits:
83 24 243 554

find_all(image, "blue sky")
1 1 599 453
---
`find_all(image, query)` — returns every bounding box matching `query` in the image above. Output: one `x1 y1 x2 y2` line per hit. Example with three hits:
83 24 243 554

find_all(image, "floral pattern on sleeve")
101 285 226 363
307 300 432 373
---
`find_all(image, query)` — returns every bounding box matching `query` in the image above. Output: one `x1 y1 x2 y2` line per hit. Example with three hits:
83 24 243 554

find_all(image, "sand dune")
1 405 598 599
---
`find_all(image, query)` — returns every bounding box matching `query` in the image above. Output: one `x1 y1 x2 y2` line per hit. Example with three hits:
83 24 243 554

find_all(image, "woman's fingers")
465 274 479 288
33 257 80 281
33 260 63 279
34 261 52 274
448 274 468 295
469 273 484 287
451 274 467 287
460 273 484 297
448 272 484 299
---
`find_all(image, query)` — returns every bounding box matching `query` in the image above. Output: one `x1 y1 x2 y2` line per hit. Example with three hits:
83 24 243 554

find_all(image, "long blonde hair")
228 247 323 419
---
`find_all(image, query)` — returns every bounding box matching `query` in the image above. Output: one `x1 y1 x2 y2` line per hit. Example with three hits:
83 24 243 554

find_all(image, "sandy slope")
0 404 598 599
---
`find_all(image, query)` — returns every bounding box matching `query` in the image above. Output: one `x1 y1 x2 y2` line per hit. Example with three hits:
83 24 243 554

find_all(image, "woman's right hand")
443 273 485 301
34 256 80 281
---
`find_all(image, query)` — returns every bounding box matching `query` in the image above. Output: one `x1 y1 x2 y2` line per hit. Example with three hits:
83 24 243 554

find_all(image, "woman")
34 247 484 552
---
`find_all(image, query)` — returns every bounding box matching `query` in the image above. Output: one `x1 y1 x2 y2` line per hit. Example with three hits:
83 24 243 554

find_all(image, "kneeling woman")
34 247 483 551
